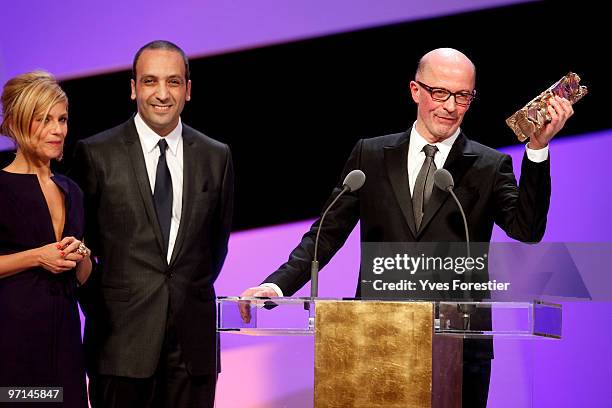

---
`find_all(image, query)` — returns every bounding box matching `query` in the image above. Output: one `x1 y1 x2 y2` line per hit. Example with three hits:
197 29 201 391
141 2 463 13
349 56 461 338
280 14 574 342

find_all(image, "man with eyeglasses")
241 48 573 407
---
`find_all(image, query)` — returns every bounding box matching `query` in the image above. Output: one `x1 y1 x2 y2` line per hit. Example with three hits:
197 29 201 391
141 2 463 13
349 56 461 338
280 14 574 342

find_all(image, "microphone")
434 169 474 329
311 170 366 298
433 168 454 192
434 169 469 246
343 169 366 192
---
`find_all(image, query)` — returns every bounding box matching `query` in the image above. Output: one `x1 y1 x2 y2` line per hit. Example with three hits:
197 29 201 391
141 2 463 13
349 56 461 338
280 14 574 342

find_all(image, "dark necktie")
412 144 438 231
154 139 173 254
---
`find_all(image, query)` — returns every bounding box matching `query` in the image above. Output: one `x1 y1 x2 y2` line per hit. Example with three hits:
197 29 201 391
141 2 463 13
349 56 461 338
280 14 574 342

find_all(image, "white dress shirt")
134 113 184 263
408 126 459 195
262 125 550 296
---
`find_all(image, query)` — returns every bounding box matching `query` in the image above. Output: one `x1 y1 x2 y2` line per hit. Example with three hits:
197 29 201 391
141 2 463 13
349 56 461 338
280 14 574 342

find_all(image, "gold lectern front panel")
314 301 434 408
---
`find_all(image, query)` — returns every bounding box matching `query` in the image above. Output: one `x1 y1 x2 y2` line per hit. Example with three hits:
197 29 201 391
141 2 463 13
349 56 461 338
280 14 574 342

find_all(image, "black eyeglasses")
416 80 476 106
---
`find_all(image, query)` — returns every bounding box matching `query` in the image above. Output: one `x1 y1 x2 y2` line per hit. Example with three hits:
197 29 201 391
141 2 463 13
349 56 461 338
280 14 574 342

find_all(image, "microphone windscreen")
343 170 366 192
434 169 454 191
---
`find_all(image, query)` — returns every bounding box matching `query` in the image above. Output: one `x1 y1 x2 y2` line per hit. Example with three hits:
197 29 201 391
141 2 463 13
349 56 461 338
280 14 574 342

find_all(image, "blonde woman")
0 71 90 407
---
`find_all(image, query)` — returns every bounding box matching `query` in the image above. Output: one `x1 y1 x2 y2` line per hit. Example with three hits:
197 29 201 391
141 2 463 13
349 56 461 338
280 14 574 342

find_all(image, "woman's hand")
57 236 93 285
59 236 89 263
1 237 91 279
37 242 77 273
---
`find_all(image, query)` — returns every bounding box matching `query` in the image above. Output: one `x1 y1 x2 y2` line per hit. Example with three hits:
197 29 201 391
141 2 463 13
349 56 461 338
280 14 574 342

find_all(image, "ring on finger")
76 242 90 257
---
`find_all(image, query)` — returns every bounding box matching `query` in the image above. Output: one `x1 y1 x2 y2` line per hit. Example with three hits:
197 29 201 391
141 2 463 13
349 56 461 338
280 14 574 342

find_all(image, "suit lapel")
417 132 478 237
169 128 196 267
123 119 166 257
384 132 417 238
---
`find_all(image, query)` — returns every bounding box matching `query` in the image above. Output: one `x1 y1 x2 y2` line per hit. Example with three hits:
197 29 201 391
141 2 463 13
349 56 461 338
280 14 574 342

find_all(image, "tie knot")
423 144 438 158
158 139 169 155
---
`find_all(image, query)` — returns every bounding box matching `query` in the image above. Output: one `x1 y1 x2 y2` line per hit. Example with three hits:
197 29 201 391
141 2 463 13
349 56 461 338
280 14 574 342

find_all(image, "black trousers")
89 309 216 408
462 359 492 408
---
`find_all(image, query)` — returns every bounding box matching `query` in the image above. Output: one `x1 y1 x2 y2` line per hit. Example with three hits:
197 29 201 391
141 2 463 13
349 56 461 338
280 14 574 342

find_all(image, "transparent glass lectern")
218 297 561 407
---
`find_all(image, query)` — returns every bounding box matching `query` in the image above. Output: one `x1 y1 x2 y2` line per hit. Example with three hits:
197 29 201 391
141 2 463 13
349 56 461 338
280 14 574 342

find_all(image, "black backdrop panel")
49 1 602 231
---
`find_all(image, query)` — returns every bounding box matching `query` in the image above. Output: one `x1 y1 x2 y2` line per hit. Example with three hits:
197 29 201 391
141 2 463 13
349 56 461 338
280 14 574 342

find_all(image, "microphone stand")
311 185 350 299
447 186 474 330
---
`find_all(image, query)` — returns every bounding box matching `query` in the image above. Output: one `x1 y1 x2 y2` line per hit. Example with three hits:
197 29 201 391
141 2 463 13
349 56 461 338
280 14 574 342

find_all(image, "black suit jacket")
72 118 233 377
264 131 551 359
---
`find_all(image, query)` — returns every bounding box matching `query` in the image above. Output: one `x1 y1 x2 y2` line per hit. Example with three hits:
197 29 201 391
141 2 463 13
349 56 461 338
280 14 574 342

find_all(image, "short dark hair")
132 40 190 81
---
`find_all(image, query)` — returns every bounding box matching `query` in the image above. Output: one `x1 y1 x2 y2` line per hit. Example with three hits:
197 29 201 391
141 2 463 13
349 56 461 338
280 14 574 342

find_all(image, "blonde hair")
0 71 68 156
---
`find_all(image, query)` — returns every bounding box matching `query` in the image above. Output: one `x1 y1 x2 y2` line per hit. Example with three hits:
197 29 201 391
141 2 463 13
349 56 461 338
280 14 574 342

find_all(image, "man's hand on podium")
238 286 279 323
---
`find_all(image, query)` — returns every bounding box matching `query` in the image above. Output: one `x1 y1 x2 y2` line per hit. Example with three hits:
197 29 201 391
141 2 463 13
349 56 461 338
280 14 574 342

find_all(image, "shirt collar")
134 113 182 156
409 122 460 158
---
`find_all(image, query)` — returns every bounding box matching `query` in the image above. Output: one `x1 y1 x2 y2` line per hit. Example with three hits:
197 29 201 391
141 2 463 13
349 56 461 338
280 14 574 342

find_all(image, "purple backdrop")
1 0 534 151
0 0 533 85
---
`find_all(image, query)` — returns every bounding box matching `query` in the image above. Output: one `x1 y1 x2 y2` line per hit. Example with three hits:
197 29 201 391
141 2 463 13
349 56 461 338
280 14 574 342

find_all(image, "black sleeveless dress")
0 170 87 407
